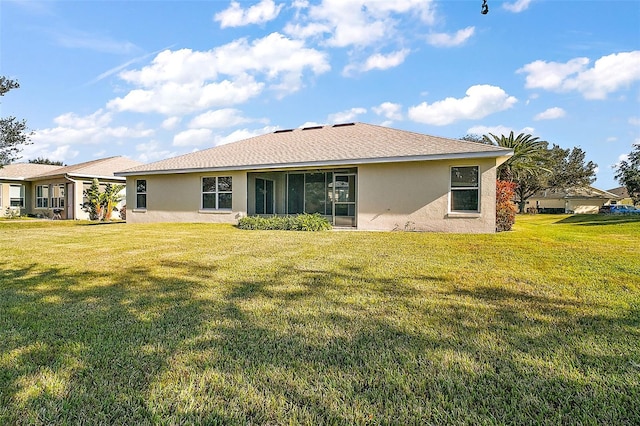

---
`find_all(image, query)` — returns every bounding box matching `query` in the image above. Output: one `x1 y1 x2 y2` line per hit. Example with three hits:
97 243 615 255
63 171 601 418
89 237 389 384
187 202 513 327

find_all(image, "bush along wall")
237 213 332 231
496 179 518 232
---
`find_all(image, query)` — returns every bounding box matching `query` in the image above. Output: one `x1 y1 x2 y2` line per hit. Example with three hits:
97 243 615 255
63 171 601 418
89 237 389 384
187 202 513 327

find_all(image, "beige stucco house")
116 123 513 233
0 156 142 219
525 186 621 214
607 186 636 206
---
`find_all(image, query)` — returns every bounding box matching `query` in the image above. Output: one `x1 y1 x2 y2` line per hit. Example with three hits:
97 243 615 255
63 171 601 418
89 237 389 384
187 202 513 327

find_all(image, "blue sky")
2 0 639 189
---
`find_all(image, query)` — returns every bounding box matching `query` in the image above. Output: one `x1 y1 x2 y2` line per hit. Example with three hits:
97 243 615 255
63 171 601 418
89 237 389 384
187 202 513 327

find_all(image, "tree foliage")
81 178 125 221
28 157 65 166
615 144 640 205
1 77 33 166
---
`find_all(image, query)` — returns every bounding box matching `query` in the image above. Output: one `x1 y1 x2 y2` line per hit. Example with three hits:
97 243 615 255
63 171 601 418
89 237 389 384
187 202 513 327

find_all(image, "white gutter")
115 150 514 177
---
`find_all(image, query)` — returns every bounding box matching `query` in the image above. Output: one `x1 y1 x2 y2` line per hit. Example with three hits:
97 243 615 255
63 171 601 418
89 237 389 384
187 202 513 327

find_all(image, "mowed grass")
1 215 639 425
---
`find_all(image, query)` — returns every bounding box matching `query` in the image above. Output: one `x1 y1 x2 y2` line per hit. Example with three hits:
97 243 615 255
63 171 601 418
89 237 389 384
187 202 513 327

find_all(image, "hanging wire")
481 0 489 15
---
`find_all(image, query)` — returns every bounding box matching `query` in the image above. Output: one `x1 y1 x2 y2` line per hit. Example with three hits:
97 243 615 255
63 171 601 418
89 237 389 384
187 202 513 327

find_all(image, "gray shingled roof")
117 123 512 176
0 163 63 180
31 156 143 180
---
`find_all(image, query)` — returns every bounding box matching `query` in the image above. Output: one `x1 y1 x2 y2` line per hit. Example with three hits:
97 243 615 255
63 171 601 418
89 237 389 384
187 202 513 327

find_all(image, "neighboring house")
607 186 636 206
0 156 142 219
526 186 621 214
117 123 513 233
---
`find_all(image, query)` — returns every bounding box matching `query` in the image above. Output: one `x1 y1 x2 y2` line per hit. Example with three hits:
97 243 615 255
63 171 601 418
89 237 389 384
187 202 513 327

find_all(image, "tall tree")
29 157 66 166
615 144 640 205
546 145 597 190
0 77 33 166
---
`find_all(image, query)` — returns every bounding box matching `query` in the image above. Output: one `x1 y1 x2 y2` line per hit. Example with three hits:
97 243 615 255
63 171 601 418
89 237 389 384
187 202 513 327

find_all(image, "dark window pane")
218 193 232 209
202 177 217 193
136 180 146 193
218 177 232 192
255 178 265 214
288 174 304 214
451 189 479 211
137 194 147 209
202 193 216 209
451 167 479 187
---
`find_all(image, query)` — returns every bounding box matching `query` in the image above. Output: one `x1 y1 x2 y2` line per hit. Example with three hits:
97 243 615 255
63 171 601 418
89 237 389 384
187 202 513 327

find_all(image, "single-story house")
607 186 636 206
117 123 512 233
0 156 142 219
525 186 621 214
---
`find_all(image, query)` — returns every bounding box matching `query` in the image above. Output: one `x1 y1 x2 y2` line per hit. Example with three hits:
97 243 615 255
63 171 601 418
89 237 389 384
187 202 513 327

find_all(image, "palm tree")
100 183 125 221
482 132 549 182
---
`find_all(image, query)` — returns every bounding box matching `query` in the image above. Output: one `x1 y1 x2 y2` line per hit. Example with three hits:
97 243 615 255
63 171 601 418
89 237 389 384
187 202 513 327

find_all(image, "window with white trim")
36 185 50 208
51 184 65 208
9 184 24 207
450 166 480 212
202 177 232 210
136 179 147 209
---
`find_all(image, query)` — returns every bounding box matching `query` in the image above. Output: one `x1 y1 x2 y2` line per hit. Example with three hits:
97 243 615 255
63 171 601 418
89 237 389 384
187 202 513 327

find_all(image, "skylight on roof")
274 129 294 133
302 125 324 131
332 123 355 127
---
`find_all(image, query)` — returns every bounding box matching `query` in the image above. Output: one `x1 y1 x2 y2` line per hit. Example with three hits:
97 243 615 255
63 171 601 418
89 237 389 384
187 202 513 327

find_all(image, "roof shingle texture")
0 163 62 179
32 156 143 179
120 123 511 174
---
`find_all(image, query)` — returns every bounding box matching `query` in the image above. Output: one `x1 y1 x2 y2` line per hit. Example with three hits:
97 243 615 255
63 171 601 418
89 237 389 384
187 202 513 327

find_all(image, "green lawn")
1 215 639 425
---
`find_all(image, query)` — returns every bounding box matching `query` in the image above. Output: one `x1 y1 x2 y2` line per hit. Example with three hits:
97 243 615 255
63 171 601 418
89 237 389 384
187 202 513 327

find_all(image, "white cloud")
426 27 475 48
606 136 618 143
408 85 518 126
298 121 324 128
503 0 533 13
214 0 284 28
629 117 640 126
33 109 154 146
108 75 265 115
373 102 403 121
328 107 367 124
173 129 213 147
135 140 179 163
162 116 182 130
189 109 256 129
20 143 80 164
534 107 566 121
518 51 640 100
213 126 278 146
285 0 436 48
363 49 410 72
111 33 329 115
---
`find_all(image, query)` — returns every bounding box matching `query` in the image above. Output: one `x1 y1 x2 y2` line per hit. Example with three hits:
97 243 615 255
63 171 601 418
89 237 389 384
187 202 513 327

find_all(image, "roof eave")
115 150 514 176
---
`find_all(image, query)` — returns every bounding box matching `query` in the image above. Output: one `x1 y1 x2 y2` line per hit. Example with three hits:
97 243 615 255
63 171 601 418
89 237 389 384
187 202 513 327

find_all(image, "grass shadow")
554 214 640 226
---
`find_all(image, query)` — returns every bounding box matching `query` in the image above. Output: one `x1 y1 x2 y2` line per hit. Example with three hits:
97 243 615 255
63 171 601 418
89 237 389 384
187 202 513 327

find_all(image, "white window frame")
9 184 24 208
51 184 65 209
201 176 232 210
449 166 480 214
36 185 50 208
136 179 147 209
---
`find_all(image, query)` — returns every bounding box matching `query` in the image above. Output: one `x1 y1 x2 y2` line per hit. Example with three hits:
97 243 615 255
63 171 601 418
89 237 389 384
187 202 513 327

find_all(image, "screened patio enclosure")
247 169 357 227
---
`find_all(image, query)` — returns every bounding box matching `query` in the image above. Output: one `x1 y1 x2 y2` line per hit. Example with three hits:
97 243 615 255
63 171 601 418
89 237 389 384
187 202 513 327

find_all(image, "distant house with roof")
525 186 621 214
116 123 513 233
607 186 636 206
0 156 142 219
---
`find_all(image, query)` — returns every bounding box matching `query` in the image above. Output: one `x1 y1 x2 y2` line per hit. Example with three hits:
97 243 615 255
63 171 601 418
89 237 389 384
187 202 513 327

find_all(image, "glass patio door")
333 174 356 227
